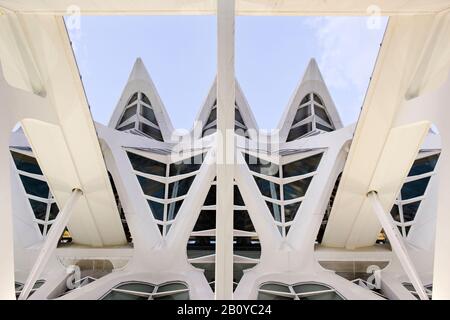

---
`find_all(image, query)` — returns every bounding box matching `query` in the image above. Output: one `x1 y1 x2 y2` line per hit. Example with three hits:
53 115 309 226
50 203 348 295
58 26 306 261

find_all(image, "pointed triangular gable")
278 58 343 142
193 78 259 140
108 58 174 142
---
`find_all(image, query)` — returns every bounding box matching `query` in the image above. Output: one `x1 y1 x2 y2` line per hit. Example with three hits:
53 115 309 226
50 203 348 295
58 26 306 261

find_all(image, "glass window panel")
168 176 196 198
234 237 261 258
140 105 158 125
253 176 280 200
244 153 279 177
38 223 45 234
118 282 155 293
10 151 42 175
20 175 49 198
169 153 204 176
127 152 166 176
137 176 165 198
118 105 137 125
402 201 421 222
283 177 313 200
316 123 333 132
408 154 439 176
234 210 255 232
153 291 189 300
234 185 245 206
260 283 290 293
300 291 343 300
128 92 139 105
391 204 401 222
157 224 164 235
266 201 282 222
401 177 430 200
282 153 323 178
147 200 164 221
193 211 216 231
140 93 151 106
284 202 301 222
235 108 245 126
285 225 291 236
294 283 330 293
300 94 310 105
204 185 216 206
157 283 187 293
258 292 294 300
313 93 324 105
49 203 59 220
29 199 47 220
117 122 135 131
167 200 183 221
187 236 216 254
405 226 411 236
102 291 148 300
314 105 332 125
140 123 164 142
205 108 217 127
286 123 312 142
293 106 311 125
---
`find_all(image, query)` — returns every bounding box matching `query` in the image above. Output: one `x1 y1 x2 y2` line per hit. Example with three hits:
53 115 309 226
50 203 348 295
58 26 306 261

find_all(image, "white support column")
18 188 82 300
367 191 429 300
215 0 235 300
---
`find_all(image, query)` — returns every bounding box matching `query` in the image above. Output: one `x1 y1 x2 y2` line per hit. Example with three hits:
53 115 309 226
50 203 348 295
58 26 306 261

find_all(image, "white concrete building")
0 0 449 301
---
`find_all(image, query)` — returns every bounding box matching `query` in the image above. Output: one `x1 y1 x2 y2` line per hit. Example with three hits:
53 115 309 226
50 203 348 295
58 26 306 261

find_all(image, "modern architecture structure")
0 0 449 301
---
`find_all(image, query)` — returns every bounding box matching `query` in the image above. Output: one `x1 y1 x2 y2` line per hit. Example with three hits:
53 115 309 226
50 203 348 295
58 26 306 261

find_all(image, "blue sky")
67 15 387 130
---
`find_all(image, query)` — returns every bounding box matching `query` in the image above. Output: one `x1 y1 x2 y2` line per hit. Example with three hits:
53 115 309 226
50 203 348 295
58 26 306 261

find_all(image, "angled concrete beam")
0 13 127 246
18 188 82 300
368 191 429 300
0 0 449 16
322 14 441 249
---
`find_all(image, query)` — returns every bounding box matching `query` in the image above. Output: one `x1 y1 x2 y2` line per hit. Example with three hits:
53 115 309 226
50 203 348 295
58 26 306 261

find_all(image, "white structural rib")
18 189 82 300
0 0 449 15
367 191 429 300
215 0 235 300
0 13 126 246
322 14 440 249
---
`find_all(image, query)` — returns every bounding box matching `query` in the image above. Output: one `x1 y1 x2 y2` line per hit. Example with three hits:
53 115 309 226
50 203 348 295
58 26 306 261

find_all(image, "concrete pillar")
215 0 235 300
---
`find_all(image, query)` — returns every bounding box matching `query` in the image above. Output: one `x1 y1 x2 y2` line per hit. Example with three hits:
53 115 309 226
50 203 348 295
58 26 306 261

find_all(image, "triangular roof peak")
277 58 343 142
128 57 152 82
108 58 174 141
302 58 324 83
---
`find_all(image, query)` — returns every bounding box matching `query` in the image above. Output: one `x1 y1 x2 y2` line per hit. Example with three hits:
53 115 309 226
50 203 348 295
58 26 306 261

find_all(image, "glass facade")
11 149 61 237
244 152 323 236
128 150 205 236
390 152 439 237
188 178 261 292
